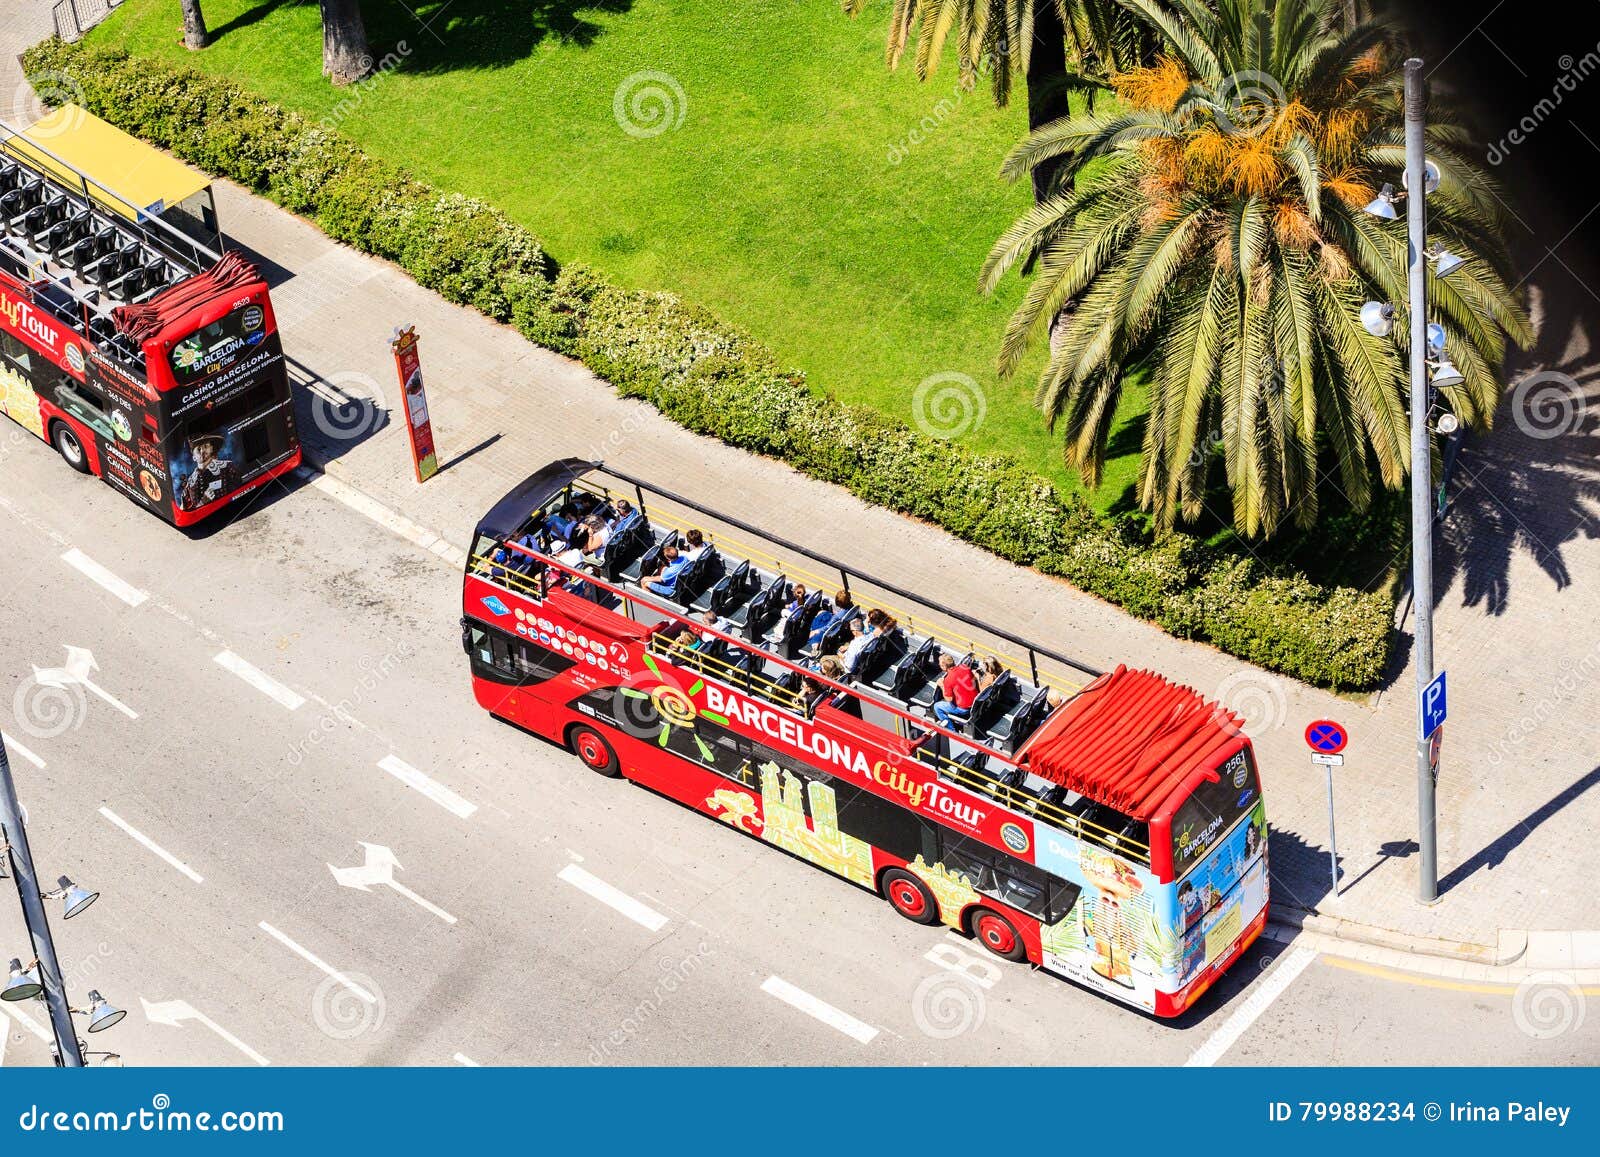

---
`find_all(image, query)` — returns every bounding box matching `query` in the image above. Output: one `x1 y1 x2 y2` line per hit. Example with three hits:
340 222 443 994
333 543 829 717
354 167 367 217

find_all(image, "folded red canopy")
112 251 261 344
1019 665 1244 820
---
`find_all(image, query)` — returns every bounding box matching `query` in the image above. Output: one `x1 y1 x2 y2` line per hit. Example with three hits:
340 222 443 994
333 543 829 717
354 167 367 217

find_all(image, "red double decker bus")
463 462 1269 1016
0 118 299 526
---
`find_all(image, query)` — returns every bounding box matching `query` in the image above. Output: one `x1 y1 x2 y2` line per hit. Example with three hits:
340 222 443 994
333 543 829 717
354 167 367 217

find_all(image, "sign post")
1305 720 1349 898
389 325 438 484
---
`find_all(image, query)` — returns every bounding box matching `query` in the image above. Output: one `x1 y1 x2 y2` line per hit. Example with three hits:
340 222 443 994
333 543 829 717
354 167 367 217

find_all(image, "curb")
1269 908 1502 965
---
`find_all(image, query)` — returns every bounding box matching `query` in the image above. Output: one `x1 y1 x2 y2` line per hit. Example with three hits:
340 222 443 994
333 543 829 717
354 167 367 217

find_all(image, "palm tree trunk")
319 0 374 85
1026 1 1076 203
179 0 208 50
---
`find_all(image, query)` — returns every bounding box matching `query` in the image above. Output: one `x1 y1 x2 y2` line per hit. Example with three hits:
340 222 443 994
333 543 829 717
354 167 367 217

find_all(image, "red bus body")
463 462 1270 1017
0 138 299 526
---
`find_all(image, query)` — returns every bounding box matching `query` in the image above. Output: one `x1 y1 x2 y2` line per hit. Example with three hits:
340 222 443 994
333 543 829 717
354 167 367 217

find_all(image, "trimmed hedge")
22 39 1393 689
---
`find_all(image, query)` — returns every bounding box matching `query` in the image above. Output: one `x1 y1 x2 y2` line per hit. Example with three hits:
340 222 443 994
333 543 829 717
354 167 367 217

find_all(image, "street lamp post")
1403 57 1440 905
0 736 86 1066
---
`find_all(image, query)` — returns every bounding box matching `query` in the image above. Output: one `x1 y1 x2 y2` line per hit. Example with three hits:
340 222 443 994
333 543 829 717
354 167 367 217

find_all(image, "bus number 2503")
1268 1102 1416 1123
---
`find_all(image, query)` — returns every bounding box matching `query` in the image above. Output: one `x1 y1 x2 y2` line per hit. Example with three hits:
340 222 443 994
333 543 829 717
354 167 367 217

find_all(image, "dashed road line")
298 467 468 568
60 548 148 608
1185 946 1318 1067
557 863 669 932
213 650 306 711
99 807 204 884
377 755 477 819
257 921 378 1004
1 731 45 769
760 975 879 1044
453 1052 479 1066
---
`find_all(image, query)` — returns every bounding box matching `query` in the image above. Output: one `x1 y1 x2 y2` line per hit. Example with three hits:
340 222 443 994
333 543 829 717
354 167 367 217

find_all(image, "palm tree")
981 0 1532 537
843 1 1149 202
320 0 374 85
179 0 208 50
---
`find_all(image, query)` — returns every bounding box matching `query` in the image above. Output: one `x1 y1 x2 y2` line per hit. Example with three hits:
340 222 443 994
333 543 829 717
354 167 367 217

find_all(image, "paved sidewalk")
5 7 1597 959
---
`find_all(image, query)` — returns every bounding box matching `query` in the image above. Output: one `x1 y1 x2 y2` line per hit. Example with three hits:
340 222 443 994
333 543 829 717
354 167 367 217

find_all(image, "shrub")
21 38 1393 689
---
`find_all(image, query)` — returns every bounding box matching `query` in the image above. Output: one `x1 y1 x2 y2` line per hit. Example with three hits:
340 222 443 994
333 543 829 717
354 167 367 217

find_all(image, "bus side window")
489 632 516 676
0 331 32 374
467 625 493 667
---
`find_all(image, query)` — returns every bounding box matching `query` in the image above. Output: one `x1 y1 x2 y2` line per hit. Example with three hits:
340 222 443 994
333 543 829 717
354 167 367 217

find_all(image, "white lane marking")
0 1010 8 1065
760 976 879 1044
213 650 306 711
1 998 50 1042
140 998 269 1066
557 863 668 932
1185 946 1318 1067
298 467 467 566
60 548 148 608
453 1052 479 1067
99 807 204 884
1 731 45 769
377 755 477 819
257 921 377 1004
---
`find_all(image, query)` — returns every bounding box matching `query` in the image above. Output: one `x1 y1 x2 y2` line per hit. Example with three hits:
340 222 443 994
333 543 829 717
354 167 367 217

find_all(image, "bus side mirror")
460 617 473 655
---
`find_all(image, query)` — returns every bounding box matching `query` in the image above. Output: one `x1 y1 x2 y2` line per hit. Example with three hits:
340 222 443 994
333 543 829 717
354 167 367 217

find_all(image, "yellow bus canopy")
5 104 210 219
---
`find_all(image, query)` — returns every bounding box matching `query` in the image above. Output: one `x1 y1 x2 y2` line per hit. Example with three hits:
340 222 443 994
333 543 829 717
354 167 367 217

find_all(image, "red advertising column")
389 325 439 483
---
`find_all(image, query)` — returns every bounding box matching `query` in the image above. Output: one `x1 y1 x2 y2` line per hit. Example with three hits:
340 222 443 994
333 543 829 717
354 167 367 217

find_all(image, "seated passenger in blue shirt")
543 504 579 545
807 589 854 650
645 544 691 596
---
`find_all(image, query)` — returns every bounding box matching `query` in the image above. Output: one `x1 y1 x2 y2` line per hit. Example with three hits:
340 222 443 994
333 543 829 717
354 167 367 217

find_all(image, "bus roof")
6 105 210 218
1019 665 1244 821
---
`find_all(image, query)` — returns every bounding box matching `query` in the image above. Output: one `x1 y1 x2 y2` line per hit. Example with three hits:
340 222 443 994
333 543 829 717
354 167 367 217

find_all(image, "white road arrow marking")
33 646 137 719
140 997 269 1066
453 1052 479 1066
328 843 457 924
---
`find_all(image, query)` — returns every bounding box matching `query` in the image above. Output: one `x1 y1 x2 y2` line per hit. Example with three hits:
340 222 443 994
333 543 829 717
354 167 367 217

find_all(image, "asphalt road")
1 433 1594 1067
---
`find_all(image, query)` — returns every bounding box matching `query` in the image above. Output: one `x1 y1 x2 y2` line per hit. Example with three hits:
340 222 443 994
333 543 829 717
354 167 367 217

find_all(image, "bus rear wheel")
971 908 1027 962
52 422 90 473
567 724 620 777
880 868 940 925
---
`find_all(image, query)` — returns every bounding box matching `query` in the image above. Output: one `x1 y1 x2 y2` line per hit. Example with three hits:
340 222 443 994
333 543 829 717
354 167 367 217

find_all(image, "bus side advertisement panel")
1033 827 1169 1011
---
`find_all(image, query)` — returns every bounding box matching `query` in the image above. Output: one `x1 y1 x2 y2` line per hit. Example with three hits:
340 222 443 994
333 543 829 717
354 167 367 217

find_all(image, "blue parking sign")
1421 670 1447 739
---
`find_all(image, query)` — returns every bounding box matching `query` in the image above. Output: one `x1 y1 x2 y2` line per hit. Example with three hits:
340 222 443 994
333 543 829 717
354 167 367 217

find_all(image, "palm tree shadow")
365 0 637 73
1430 254 1600 619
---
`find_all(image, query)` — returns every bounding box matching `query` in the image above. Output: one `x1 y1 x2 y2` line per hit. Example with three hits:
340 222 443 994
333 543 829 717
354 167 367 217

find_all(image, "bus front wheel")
52 422 90 474
880 868 940 925
566 724 620 777
971 908 1027 962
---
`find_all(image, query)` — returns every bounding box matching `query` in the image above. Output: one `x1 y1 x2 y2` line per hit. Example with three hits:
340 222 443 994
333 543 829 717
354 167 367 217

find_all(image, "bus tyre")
52 422 90 473
880 868 940 926
971 908 1028 962
567 724 620 777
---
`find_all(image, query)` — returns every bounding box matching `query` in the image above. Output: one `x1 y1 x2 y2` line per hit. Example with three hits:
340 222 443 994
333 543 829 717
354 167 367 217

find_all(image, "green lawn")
91 0 1148 507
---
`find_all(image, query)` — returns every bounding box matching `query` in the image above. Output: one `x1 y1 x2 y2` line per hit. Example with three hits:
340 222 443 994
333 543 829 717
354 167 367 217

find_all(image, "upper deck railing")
467 465 1151 865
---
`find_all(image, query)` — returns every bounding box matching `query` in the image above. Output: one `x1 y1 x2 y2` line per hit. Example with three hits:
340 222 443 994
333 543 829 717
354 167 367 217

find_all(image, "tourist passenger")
645 543 692 596
838 617 872 675
682 529 707 560
805 589 850 650
977 655 1004 691
543 504 580 545
932 653 978 728
609 499 635 528
781 583 809 620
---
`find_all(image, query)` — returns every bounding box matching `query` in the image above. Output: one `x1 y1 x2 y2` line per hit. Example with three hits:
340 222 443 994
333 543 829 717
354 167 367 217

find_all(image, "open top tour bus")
462 461 1270 1017
0 113 300 527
